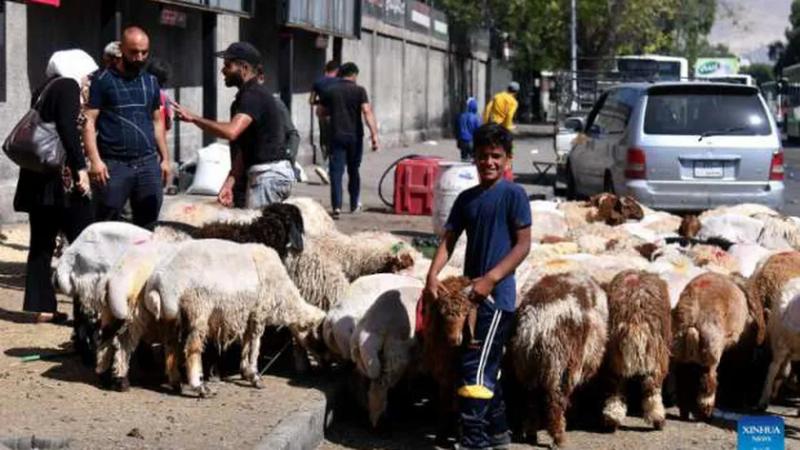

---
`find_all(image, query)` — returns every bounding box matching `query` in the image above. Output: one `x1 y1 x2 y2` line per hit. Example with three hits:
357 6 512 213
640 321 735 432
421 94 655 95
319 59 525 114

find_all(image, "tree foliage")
740 64 775 85
437 0 719 72
775 0 800 74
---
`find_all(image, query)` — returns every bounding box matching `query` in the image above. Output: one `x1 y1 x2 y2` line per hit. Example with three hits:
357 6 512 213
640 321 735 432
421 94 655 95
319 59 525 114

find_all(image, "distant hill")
708 0 791 63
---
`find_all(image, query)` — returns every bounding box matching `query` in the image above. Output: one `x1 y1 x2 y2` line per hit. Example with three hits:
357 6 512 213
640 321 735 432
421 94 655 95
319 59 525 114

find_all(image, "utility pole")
570 0 578 112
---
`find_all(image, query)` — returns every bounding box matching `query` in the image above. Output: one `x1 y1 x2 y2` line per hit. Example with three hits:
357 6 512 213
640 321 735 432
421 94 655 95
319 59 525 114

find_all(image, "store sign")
160 8 188 28
695 57 740 77
434 20 447 35
28 0 60 6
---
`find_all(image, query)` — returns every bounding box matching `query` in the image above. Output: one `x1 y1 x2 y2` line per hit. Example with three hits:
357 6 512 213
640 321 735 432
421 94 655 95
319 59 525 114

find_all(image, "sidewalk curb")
254 383 337 450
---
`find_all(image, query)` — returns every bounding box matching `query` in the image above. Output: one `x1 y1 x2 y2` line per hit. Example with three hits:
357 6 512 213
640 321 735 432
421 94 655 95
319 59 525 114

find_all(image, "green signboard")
695 57 740 77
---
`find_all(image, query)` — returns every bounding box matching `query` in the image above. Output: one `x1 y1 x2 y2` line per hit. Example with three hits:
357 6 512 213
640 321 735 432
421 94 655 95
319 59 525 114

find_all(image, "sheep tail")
684 327 701 362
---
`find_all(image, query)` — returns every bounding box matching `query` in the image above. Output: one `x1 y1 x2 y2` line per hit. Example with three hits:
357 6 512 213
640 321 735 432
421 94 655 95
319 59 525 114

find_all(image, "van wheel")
566 165 577 200
604 172 615 195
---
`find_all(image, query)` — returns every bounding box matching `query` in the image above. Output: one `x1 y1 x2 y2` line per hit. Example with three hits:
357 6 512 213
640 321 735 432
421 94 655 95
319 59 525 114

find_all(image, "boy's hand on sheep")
471 276 496 303
424 277 444 301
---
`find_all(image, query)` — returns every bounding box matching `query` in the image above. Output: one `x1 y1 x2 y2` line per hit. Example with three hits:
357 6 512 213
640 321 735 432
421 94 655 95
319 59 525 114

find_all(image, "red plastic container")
394 157 441 215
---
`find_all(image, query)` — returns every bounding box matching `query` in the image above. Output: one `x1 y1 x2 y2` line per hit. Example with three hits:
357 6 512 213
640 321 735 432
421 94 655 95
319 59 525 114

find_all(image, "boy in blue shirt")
457 97 481 162
425 123 532 450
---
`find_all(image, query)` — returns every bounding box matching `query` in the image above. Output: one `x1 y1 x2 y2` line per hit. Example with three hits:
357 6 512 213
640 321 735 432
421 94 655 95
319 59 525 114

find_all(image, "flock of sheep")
50 193 800 447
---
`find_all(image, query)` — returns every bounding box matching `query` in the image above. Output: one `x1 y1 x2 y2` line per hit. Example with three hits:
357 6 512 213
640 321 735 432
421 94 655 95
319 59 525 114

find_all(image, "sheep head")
679 215 701 238
261 204 305 253
619 196 644 221
429 276 477 347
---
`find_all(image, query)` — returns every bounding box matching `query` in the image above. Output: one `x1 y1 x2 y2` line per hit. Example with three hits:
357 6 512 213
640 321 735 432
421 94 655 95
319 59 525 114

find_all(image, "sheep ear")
288 224 304 252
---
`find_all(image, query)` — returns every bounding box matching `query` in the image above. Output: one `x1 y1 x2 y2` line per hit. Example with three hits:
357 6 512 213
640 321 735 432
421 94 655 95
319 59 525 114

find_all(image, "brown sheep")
602 270 671 431
510 272 608 447
749 251 800 410
672 273 755 420
749 251 800 314
587 193 644 226
679 215 702 238
421 276 477 444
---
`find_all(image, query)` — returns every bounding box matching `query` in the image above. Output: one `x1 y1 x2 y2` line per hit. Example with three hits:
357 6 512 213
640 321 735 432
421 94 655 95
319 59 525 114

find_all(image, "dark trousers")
94 154 163 230
329 136 363 211
458 300 514 449
23 196 93 313
458 140 474 161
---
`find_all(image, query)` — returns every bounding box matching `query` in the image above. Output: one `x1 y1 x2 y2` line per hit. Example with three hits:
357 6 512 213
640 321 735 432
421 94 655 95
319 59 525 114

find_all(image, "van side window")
584 92 609 134
595 91 630 134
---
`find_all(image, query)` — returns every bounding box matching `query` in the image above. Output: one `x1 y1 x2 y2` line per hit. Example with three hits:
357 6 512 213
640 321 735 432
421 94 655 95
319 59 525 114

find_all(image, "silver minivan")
566 82 785 211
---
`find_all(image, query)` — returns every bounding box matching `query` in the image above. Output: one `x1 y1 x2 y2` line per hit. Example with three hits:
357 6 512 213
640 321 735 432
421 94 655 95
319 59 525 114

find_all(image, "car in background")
565 82 784 211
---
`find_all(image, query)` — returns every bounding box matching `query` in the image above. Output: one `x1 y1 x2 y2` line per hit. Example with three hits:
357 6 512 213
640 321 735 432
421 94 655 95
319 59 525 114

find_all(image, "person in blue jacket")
457 97 481 162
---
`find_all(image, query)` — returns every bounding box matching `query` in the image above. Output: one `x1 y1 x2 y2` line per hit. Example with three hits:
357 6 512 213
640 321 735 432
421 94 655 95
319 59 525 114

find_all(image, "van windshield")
644 93 771 136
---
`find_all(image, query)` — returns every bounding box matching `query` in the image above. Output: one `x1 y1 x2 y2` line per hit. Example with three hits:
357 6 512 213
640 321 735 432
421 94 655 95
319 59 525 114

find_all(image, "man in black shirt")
319 62 379 219
173 42 291 208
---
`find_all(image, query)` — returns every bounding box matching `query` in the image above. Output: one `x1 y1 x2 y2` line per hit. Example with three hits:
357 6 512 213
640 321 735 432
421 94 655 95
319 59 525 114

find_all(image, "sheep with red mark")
602 270 671 431
510 272 608 447
672 272 762 419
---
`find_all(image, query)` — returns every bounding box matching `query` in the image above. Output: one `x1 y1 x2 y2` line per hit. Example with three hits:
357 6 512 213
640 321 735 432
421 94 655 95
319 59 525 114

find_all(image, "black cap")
214 42 262 66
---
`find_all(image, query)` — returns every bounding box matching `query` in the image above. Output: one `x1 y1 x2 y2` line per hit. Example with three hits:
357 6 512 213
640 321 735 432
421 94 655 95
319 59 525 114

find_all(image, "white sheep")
322 274 424 362
97 240 182 390
699 203 780 221
728 244 776 278
53 222 154 376
145 239 325 396
284 196 336 237
349 284 423 427
159 197 259 227
696 214 764 245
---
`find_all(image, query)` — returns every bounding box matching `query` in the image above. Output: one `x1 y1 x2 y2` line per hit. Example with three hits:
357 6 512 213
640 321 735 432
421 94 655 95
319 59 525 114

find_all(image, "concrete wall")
0 2 30 222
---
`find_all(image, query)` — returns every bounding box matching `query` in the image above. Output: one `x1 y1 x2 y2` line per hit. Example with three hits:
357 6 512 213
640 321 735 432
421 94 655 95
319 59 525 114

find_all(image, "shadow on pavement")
0 261 26 291
0 307 35 324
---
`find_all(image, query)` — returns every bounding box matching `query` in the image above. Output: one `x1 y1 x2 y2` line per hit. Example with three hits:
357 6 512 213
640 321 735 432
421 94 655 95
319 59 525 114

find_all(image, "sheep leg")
674 364 696 421
185 328 214 398
434 382 455 446
367 380 388 428
545 388 568 448
602 373 627 431
240 319 264 389
758 349 790 411
162 324 182 394
696 364 718 421
109 327 141 392
642 373 666 430
292 339 312 375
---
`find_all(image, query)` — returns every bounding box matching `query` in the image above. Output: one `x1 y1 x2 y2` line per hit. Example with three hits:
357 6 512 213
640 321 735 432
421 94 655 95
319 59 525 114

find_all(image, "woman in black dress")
14 50 96 323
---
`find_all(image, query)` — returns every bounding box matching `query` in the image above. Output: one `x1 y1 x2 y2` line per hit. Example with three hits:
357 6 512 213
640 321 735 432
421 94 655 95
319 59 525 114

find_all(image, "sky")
707 0 792 63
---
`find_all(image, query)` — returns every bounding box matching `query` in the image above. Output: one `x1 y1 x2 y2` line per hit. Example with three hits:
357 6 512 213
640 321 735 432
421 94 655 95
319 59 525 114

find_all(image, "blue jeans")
458 299 514 449
329 136 363 211
94 153 163 230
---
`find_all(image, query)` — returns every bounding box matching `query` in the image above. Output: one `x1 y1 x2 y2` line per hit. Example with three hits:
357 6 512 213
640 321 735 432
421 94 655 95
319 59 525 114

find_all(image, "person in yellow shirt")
483 81 520 130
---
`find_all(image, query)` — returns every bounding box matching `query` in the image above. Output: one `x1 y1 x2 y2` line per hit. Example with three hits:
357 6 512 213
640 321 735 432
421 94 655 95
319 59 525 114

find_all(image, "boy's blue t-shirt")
445 179 532 311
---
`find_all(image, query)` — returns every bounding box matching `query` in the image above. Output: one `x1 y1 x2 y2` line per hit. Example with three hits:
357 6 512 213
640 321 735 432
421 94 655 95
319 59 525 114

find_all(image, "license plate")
694 161 724 178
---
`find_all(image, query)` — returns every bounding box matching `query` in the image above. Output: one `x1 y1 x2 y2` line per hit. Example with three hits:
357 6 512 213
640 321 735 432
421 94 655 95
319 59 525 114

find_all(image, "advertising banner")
695 57 740 77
